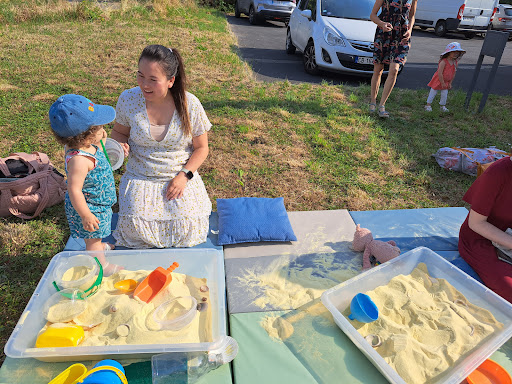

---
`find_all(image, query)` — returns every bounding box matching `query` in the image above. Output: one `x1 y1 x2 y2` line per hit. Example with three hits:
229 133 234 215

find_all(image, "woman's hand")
166 172 188 200
380 21 393 32
401 28 412 44
82 212 100 232
120 142 130 157
112 122 131 157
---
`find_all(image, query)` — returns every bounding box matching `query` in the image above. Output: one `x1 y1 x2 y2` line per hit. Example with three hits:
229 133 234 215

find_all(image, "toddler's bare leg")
84 238 122 276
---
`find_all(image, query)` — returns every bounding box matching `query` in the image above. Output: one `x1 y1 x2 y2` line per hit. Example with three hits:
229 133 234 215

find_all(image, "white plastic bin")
321 246 512 384
4 248 226 362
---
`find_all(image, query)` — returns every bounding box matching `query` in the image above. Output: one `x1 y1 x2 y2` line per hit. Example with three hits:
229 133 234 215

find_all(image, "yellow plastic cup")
48 363 87 384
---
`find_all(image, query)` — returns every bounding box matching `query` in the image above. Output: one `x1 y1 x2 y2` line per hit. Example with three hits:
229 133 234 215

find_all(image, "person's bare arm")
468 209 512 249
112 122 131 156
67 156 99 232
401 0 417 43
184 131 209 173
166 132 209 200
437 59 447 88
370 0 392 32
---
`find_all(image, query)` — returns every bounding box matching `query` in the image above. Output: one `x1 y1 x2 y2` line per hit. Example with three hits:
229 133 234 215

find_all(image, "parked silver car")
491 4 512 37
235 0 296 25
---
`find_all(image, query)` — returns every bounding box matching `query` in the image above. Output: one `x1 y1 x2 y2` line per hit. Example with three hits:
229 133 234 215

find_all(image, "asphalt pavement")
228 15 512 96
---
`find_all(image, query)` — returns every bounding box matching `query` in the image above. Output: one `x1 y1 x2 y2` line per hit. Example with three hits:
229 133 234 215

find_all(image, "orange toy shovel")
133 262 179 304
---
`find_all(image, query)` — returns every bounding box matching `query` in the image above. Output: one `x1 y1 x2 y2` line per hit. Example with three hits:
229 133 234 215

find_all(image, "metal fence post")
464 30 508 113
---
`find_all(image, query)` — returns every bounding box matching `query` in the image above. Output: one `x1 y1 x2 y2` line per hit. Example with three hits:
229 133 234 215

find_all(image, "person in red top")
458 156 512 303
425 42 465 113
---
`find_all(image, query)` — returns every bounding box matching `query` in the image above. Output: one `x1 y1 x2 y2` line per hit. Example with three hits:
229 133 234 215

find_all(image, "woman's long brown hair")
139 45 191 136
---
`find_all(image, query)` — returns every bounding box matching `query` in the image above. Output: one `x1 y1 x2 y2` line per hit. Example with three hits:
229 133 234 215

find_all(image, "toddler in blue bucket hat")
49 94 121 275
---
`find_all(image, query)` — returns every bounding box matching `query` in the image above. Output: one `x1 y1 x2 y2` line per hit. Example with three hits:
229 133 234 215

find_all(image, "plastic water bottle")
151 337 238 384
152 351 224 384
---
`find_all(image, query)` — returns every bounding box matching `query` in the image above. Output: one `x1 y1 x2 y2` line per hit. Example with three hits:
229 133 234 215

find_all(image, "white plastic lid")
104 138 124 171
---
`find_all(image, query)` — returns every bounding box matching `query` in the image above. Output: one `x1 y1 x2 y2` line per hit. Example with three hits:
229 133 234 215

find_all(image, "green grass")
1 0 512 363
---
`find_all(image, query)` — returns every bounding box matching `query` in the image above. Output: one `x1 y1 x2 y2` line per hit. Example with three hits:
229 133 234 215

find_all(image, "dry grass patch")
357 168 386 187
0 83 20 91
0 222 35 256
33 93 57 102
346 186 374 211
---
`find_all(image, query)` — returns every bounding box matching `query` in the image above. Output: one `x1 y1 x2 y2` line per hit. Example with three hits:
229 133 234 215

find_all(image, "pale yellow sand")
345 263 503 384
40 268 212 347
238 254 360 310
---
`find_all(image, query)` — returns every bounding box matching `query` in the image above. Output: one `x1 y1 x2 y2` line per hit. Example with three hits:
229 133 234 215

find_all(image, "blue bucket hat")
49 94 116 138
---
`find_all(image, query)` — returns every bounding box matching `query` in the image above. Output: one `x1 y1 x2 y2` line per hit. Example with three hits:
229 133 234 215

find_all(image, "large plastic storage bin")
4 248 226 362
321 247 512 384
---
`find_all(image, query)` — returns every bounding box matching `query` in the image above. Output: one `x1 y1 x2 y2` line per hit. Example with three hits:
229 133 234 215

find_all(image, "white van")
415 0 499 37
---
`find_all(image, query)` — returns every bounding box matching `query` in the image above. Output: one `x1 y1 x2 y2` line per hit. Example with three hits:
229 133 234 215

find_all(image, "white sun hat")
104 138 124 171
441 42 466 59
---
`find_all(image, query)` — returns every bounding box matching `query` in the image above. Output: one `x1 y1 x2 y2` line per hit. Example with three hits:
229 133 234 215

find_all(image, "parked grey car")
235 0 296 25
491 4 512 37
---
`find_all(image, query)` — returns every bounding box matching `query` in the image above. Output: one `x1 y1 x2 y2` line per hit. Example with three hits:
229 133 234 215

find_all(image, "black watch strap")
181 167 194 180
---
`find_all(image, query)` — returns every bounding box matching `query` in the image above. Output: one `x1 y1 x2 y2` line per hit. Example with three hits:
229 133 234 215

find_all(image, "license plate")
355 56 373 65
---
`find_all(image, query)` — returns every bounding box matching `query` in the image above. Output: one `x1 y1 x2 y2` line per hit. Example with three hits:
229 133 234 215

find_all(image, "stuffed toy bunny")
352 224 400 270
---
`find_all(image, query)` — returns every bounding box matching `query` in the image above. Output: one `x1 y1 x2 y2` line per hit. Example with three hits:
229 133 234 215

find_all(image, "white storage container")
321 247 512 384
4 248 227 362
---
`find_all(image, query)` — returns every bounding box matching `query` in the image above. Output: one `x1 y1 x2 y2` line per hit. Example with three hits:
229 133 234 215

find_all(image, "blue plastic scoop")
348 293 379 323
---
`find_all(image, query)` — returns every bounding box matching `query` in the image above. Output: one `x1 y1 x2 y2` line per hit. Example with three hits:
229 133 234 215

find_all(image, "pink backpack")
0 152 67 219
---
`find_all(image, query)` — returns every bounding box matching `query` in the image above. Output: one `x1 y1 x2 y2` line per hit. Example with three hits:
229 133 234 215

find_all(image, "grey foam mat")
224 210 359 314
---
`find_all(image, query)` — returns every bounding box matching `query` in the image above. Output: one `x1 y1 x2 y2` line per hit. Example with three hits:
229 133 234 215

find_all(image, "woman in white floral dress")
111 45 212 248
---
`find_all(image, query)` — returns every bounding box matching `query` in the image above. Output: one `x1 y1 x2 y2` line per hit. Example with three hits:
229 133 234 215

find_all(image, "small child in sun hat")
425 42 466 112
49 94 121 275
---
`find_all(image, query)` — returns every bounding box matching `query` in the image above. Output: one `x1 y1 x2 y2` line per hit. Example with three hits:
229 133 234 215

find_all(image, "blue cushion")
217 197 297 246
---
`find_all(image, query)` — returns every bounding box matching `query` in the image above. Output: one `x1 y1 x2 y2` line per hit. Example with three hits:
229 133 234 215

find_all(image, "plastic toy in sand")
114 279 138 294
134 262 179 303
348 293 379 323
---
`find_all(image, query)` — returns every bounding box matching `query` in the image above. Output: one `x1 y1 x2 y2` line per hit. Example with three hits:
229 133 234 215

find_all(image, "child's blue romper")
64 145 117 239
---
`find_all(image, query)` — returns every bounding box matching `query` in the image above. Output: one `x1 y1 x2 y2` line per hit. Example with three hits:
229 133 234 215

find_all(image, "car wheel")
285 28 296 54
303 41 320 75
234 0 241 18
249 5 258 25
434 20 447 37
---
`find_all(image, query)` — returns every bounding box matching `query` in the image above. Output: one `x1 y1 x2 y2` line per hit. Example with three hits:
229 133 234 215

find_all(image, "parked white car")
491 3 512 36
285 0 386 76
235 0 296 25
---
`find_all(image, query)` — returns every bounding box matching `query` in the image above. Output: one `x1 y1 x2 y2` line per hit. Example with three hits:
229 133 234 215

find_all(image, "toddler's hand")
166 173 187 200
82 213 100 232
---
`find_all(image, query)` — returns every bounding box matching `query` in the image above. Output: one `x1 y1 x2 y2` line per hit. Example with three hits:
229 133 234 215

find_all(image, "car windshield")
320 0 375 19
505 8 512 16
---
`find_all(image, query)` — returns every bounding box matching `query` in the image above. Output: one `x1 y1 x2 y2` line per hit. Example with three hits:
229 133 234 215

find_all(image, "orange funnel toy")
133 262 179 303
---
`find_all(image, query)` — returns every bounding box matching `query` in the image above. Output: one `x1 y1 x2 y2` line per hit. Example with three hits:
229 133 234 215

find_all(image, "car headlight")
323 27 345 46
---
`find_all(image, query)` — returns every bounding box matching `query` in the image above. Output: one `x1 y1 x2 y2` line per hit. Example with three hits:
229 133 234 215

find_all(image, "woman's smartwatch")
180 167 194 180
